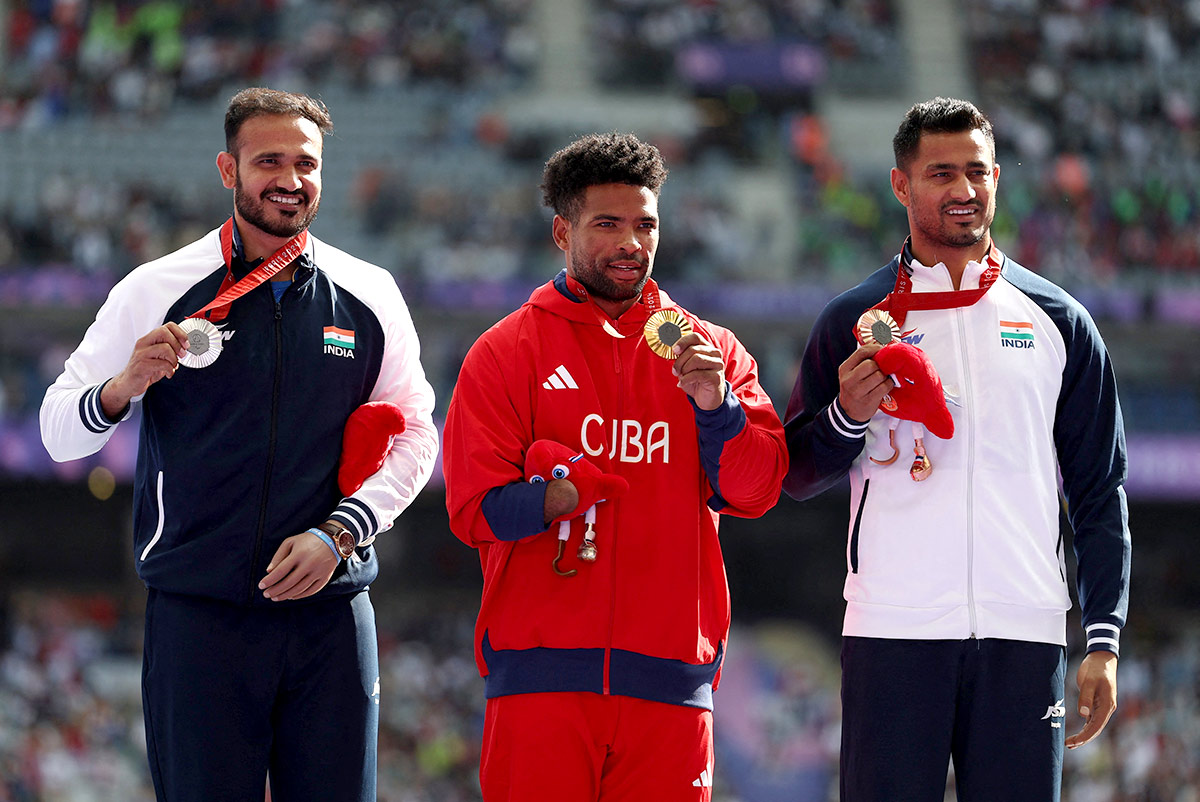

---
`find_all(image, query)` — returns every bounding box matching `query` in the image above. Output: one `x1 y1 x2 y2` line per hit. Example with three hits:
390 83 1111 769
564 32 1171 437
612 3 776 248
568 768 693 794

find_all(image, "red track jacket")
443 272 786 709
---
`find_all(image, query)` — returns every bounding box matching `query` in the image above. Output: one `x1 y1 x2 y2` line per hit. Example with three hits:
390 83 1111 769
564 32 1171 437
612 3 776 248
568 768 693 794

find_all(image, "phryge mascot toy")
867 341 956 481
523 440 629 577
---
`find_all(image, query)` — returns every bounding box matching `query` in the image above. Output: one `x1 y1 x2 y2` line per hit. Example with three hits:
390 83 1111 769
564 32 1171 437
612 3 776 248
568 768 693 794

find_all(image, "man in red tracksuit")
443 132 788 801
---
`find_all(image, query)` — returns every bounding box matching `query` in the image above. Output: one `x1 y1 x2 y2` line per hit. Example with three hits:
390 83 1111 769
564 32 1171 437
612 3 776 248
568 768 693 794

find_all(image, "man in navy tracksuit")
41 88 438 801
784 98 1130 800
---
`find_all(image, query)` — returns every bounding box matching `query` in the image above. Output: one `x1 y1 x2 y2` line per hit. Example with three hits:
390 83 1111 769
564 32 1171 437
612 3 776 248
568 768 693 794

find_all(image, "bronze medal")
856 309 900 346
644 309 693 359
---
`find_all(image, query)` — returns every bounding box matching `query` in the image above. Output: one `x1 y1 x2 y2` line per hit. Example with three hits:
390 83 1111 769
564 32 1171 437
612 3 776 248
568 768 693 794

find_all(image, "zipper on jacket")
849 479 869 574
603 334 624 695
246 299 285 603
956 306 978 637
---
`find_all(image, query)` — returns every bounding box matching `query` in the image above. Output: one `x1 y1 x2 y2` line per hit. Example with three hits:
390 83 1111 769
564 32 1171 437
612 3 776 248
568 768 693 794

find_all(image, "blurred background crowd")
1 0 1198 799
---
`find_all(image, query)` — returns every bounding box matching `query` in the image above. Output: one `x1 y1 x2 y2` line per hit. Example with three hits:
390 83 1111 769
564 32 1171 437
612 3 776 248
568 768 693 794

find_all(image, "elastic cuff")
306 527 341 560
1084 622 1121 657
691 381 745 442
481 481 552 542
330 498 379 547
80 381 124 433
825 399 871 441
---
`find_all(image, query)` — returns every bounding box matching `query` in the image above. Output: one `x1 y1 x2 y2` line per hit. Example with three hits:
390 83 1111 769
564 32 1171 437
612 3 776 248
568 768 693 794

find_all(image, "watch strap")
306 527 342 560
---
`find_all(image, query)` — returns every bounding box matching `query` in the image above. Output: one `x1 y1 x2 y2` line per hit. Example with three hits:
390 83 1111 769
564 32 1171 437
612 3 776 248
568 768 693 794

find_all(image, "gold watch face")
332 529 356 558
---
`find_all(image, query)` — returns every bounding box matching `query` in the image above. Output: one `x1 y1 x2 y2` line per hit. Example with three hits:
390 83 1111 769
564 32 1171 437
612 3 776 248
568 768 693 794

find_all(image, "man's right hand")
100 323 191 419
837 343 894 423
543 478 579 527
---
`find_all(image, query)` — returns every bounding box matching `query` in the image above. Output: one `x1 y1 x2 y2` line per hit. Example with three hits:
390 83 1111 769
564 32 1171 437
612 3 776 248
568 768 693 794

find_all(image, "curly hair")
893 97 994 172
541 132 668 222
224 87 334 155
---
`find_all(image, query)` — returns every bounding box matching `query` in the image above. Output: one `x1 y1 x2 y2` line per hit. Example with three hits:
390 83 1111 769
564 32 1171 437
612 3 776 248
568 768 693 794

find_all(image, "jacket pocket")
139 471 166 561
849 478 869 574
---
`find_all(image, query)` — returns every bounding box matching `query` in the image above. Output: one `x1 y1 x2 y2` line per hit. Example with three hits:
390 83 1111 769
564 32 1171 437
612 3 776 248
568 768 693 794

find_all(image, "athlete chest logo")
324 325 356 359
542 365 578 390
581 414 671 464
1000 320 1035 349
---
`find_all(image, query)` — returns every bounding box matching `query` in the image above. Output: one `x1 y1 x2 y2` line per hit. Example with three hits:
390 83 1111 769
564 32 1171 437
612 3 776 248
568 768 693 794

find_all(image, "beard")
234 175 320 239
916 201 994 250
569 250 651 304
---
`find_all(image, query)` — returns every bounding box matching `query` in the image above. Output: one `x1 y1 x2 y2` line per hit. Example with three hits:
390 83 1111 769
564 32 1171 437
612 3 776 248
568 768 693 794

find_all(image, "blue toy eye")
529 474 545 483
552 464 570 479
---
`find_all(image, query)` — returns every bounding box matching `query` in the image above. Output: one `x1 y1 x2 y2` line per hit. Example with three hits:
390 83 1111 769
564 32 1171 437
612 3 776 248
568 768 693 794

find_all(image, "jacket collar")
534 269 677 335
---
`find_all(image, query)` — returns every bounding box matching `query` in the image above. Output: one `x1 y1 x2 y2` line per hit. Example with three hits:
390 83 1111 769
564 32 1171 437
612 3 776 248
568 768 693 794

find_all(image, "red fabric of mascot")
338 401 408 496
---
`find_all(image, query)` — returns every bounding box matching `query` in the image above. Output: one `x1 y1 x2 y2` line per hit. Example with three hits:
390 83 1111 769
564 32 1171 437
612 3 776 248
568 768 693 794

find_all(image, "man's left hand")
259 532 340 601
1066 650 1118 749
672 332 725 411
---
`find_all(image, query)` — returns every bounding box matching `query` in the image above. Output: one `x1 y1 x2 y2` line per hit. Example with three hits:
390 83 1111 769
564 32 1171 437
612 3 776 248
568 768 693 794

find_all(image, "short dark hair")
224 87 334 155
893 97 994 171
541 132 668 222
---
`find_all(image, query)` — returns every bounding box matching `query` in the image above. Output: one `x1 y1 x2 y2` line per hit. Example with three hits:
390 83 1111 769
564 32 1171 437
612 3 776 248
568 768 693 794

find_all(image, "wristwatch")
317 522 356 560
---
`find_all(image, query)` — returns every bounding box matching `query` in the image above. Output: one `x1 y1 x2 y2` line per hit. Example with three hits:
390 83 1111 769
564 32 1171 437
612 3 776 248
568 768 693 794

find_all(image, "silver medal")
178 317 223 369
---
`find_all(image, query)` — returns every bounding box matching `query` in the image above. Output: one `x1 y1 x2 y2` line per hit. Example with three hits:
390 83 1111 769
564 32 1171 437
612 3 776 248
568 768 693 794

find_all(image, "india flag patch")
323 326 355 349
999 320 1035 349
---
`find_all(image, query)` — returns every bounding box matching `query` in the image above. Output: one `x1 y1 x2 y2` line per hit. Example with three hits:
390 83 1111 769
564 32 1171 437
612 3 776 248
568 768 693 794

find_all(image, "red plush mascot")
871 342 956 481
337 401 408 496
523 440 629 577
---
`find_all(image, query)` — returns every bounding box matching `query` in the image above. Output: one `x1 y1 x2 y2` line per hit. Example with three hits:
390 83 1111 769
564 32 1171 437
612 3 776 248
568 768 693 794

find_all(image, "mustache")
262 189 307 202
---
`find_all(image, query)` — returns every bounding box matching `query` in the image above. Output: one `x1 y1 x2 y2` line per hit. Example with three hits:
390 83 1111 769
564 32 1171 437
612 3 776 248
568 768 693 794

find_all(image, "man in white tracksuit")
784 97 1129 801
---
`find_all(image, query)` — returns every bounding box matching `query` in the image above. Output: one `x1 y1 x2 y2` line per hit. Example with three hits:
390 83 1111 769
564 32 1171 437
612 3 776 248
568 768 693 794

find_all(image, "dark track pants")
141 588 379 802
840 636 1065 802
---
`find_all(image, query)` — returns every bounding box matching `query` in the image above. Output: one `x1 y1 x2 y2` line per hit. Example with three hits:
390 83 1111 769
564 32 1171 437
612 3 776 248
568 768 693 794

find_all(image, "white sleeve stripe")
1085 623 1121 635
80 386 113 433
1087 637 1120 650
345 497 378 530
826 404 868 440
330 512 366 543
830 400 869 431
333 498 378 544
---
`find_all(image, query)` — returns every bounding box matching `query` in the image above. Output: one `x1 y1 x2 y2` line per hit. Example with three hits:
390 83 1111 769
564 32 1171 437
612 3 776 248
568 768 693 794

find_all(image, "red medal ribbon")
563 274 664 338
873 240 1002 330
186 218 308 321
642 278 662 315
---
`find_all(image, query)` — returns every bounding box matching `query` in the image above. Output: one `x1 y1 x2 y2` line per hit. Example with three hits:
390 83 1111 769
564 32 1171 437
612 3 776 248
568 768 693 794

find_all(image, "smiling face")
216 113 323 259
552 182 660 320
891 128 999 270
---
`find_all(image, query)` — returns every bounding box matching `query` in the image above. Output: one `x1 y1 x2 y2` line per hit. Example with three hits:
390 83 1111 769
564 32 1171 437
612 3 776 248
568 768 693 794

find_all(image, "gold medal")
856 309 900 345
178 317 223 369
643 309 692 359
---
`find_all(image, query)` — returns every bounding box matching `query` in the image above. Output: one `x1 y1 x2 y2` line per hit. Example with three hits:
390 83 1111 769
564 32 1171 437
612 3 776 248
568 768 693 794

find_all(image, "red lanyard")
187 218 308 322
562 274 664 338
874 240 1002 329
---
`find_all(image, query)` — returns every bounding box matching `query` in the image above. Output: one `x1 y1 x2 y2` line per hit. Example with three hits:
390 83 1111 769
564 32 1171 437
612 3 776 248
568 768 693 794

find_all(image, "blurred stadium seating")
2 0 1198 799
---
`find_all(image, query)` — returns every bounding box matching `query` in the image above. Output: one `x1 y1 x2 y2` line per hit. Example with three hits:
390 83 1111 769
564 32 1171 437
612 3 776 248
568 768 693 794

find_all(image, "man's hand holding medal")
99 322 192 420
837 342 894 424
644 309 727 410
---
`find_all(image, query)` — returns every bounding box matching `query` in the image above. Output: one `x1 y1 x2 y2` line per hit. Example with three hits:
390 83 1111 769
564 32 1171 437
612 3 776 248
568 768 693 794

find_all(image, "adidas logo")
542 365 578 390
692 768 712 788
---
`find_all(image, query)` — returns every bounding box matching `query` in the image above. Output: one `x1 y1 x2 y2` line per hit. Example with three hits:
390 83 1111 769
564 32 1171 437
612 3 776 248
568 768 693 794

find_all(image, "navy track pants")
840 636 1065 802
141 588 379 802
